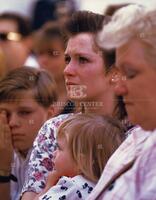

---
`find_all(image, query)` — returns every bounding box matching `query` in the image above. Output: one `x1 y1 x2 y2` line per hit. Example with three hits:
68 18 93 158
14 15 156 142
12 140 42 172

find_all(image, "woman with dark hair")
21 11 128 200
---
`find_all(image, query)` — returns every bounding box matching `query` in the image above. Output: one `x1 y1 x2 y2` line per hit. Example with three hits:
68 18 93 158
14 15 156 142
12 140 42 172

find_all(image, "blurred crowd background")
0 0 154 75
0 0 154 19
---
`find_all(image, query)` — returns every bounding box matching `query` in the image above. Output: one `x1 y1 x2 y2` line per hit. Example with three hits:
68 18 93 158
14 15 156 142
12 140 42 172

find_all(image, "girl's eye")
55 142 61 150
65 55 71 64
55 142 59 148
79 56 89 64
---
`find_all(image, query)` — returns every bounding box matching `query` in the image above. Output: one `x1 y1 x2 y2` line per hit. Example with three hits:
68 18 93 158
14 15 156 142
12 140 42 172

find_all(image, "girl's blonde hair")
57 113 124 182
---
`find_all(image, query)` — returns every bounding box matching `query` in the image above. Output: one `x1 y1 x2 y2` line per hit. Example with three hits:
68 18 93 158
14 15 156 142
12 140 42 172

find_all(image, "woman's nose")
64 61 75 76
113 82 128 96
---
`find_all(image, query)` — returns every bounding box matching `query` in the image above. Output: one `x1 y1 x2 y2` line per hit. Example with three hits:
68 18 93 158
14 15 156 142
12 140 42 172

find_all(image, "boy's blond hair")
57 113 124 182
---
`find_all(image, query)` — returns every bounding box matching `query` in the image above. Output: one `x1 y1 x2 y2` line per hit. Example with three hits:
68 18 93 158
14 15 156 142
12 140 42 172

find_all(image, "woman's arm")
21 114 70 199
32 171 60 200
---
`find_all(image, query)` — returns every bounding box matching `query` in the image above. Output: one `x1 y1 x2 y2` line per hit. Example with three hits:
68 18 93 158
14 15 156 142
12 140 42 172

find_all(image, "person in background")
0 47 7 78
33 21 75 115
87 4 156 199
21 11 128 200
34 114 124 200
31 0 57 31
0 12 39 71
55 0 76 26
0 67 57 200
31 0 77 31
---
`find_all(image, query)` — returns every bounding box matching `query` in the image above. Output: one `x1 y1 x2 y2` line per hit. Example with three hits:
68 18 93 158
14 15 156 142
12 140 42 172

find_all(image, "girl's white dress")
39 175 95 200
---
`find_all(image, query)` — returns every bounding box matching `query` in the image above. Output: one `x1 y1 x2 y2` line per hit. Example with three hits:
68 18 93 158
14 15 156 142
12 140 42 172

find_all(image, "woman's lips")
65 82 77 86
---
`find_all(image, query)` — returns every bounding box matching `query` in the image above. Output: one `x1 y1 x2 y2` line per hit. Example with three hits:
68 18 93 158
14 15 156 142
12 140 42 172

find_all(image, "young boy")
0 67 57 200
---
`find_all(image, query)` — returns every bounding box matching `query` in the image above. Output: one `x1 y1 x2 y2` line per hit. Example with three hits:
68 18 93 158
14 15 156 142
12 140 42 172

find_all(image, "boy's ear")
47 105 55 119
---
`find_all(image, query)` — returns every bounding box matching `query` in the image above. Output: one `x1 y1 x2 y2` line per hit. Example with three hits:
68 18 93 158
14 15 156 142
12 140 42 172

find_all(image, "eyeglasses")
0 32 22 42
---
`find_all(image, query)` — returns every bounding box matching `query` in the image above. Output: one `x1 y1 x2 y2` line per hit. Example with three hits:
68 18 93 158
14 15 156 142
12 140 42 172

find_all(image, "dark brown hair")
65 10 115 69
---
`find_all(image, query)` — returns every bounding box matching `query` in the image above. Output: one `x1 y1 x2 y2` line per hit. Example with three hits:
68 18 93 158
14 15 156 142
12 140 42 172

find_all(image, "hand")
0 111 13 172
45 170 60 188
33 171 61 200
41 170 60 195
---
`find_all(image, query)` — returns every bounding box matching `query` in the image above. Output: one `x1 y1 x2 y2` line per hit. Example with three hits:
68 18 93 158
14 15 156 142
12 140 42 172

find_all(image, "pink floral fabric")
22 114 71 194
87 127 156 200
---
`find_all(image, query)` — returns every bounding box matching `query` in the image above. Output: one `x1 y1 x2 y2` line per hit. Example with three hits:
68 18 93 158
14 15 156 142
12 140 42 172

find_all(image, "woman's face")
64 33 110 102
113 38 156 130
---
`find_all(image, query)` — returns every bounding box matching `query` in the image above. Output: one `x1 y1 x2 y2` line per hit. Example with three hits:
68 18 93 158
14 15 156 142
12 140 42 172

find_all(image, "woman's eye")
119 64 139 80
124 69 138 79
65 55 71 64
56 144 61 151
79 57 88 64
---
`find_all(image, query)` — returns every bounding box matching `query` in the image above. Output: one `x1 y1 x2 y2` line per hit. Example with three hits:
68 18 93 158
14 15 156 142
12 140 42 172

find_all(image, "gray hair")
98 4 156 51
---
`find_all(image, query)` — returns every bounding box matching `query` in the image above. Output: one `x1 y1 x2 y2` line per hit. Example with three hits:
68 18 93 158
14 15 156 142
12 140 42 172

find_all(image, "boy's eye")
18 111 32 115
65 55 71 64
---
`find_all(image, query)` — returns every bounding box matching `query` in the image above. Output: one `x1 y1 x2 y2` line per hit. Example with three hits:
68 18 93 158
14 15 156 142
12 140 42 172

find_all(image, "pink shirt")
87 126 156 200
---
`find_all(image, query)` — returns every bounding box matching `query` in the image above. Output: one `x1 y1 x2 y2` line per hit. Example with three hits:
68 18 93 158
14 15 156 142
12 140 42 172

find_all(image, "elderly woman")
21 11 128 200
88 4 156 200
